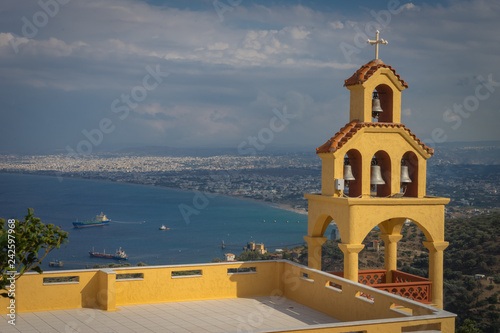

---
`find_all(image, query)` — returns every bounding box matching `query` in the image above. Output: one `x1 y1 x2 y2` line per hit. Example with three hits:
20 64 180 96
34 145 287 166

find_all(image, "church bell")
370 165 385 185
372 91 383 119
344 165 356 181
400 161 412 184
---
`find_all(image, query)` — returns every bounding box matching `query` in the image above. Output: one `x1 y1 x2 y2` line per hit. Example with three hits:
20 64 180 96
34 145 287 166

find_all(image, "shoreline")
271 203 308 215
0 171 308 216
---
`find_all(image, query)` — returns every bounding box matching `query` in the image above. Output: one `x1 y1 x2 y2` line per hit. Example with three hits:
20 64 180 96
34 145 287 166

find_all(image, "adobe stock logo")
339 0 411 62
422 74 499 150
9 0 73 54
64 65 169 158
213 0 242 22
178 106 297 225
55 64 169 182
237 106 297 156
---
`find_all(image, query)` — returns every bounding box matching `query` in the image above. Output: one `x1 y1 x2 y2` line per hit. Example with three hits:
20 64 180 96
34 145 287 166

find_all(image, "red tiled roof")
344 59 409 88
316 120 433 155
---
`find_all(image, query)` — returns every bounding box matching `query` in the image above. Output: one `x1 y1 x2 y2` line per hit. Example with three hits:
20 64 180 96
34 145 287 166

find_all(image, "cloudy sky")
1 0 499 155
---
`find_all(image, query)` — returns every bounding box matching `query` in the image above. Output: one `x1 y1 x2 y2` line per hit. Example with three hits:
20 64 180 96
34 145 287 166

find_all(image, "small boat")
159 225 170 230
73 212 110 228
49 259 64 267
89 247 128 260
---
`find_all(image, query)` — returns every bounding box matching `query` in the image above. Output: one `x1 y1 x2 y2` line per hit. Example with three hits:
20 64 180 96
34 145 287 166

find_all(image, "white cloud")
130 104 241 146
1 33 87 58
1 0 499 152
136 103 170 116
399 3 419 11
207 42 229 51
329 21 344 29
289 27 310 40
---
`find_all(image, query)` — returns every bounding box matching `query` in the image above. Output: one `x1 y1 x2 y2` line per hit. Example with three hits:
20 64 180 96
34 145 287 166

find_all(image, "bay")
0 173 331 271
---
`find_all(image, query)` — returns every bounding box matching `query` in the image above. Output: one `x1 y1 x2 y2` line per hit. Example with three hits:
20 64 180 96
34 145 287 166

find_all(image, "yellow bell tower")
304 31 450 308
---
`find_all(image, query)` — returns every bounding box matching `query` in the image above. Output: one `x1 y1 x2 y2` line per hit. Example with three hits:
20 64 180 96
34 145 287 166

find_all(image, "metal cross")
366 30 388 60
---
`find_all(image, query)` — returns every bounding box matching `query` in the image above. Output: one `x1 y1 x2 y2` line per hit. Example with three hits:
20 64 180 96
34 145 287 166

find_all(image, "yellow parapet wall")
113 261 280 306
5 269 104 313
0 261 455 332
1 261 280 313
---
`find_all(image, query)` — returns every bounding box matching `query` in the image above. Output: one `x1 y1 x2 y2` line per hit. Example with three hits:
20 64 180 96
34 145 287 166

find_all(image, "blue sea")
0 173 333 271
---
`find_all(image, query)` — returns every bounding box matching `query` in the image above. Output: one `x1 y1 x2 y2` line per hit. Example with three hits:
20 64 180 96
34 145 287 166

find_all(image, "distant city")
1 141 499 219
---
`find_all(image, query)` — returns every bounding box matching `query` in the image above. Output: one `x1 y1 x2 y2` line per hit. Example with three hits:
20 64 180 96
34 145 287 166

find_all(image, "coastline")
0 171 312 270
0 171 308 216
272 203 308 215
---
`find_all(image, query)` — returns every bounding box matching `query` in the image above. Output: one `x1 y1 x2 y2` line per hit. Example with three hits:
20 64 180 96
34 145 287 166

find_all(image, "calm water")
0 173 331 271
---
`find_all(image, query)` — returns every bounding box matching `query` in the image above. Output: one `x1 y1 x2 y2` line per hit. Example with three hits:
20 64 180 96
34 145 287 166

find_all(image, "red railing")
328 270 432 304
329 269 387 285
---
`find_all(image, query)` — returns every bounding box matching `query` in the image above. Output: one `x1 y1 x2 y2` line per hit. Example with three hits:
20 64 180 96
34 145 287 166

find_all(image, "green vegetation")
43 276 79 284
320 240 344 272
442 213 500 332
457 319 482 333
93 263 131 269
171 269 202 277
0 208 69 298
116 273 144 280
235 251 272 261
227 267 256 274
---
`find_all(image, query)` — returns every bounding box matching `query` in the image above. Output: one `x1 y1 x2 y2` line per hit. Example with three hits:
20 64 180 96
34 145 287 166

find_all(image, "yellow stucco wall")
305 195 448 243
0 261 455 332
113 262 280 306
4 270 104 313
0 262 280 314
279 263 454 332
320 127 431 199
347 68 406 123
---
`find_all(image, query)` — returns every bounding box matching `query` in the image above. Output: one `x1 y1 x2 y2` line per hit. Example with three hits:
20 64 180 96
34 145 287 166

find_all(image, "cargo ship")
73 212 110 228
89 247 128 260
49 259 64 267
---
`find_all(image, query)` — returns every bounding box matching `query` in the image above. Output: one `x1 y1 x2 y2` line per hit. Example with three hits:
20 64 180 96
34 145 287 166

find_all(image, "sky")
1 0 499 155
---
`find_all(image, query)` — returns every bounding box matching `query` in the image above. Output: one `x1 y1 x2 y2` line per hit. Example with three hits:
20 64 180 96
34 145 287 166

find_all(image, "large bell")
400 165 412 184
372 92 383 119
370 165 385 185
344 165 356 181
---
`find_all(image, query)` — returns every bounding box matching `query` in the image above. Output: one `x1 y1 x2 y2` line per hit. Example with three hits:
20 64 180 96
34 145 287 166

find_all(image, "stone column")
380 234 403 283
338 243 365 282
303 236 327 270
423 241 449 309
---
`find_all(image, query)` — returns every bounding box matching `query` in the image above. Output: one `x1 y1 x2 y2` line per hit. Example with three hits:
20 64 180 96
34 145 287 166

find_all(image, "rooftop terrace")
1 260 455 332
1 296 339 333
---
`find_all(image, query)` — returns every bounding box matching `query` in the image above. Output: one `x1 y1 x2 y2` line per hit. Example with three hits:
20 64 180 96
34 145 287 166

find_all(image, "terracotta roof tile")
316 120 433 155
344 59 409 88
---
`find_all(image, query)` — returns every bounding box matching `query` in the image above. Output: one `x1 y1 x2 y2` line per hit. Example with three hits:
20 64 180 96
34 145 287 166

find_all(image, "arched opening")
310 215 344 272
371 150 391 197
397 219 429 278
344 149 362 197
309 214 334 239
373 84 394 123
402 151 419 197
356 217 434 273
359 225 384 271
